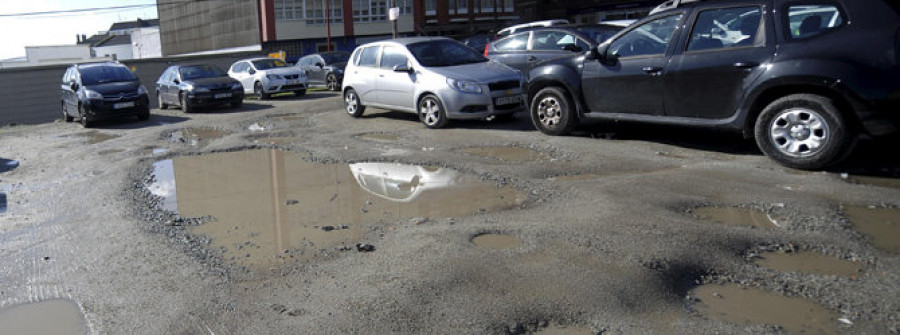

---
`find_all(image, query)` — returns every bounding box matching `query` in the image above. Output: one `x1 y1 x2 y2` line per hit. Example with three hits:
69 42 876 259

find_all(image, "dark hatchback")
486 27 597 73
296 51 351 91
526 0 900 169
156 64 244 113
60 62 150 127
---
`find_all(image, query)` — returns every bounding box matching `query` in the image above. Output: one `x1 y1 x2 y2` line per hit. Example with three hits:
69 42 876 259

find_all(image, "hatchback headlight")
230 83 243 90
137 85 148 95
267 74 283 80
85 90 103 100
446 78 482 94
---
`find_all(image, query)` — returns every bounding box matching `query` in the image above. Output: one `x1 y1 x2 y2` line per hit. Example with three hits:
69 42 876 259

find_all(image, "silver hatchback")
342 37 526 128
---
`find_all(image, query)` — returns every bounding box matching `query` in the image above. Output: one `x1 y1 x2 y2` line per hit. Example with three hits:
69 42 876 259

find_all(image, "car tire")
79 104 92 128
231 99 243 108
180 93 193 113
62 102 73 122
326 74 339 91
418 94 449 129
531 86 577 135
137 108 150 121
294 89 306 97
157 92 168 109
344 88 365 117
754 93 857 170
255 82 270 100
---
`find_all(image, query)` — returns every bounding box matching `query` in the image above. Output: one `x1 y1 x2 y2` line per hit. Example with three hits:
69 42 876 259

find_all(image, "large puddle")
0 299 88 335
471 233 523 250
691 283 838 334
843 206 900 253
76 130 119 144
148 149 525 269
692 207 778 229
457 146 545 162
754 252 863 277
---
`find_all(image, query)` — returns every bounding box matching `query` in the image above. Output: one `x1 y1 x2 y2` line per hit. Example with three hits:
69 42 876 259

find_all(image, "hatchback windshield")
322 52 351 64
407 40 488 67
80 65 136 85
179 65 227 80
252 58 290 70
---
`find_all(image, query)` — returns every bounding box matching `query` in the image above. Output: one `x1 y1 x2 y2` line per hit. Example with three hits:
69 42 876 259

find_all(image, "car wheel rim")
420 99 440 125
327 76 337 90
537 96 562 128
769 107 829 157
345 92 357 114
255 83 263 98
158 93 163 107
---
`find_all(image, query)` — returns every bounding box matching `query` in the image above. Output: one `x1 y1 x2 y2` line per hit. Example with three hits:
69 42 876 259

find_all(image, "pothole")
843 205 900 253
147 150 526 269
457 146 545 162
471 233 523 250
692 207 778 229
168 127 233 146
75 130 119 144
754 251 863 277
689 283 838 335
0 299 88 335
356 132 400 142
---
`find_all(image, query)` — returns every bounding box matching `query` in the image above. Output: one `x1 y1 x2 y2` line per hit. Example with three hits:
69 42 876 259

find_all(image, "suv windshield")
251 59 290 70
179 65 227 80
408 40 488 67
79 65 136 85
322 52 351 64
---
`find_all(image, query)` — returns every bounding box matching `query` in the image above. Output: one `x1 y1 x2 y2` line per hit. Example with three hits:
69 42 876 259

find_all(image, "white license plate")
113 102 135 109
287 79 299 85
214 93 232 99
495 96 521 106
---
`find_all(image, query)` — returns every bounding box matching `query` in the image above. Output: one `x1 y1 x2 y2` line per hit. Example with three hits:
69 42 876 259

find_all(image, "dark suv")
61 62 150 127
526 0 900 169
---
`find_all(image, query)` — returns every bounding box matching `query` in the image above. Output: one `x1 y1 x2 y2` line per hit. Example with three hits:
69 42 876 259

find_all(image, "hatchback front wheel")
418 95 448 129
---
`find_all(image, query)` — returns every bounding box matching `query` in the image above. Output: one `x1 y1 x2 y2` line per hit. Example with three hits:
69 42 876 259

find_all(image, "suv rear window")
786 4 844 39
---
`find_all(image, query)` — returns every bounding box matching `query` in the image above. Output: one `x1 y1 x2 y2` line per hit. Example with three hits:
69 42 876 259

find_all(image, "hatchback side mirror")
316 62 324 68
248 69 256 75
69 81 78 90
393 65 411 73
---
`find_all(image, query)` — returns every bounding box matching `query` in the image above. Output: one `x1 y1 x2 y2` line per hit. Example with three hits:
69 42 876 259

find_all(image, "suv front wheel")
754 94 856 170
531 87 577 135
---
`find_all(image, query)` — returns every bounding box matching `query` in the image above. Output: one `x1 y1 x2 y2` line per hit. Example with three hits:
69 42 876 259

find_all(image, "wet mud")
168 127 233 146
0 299 88 335
75 130 119 145
690 283 839 335
754 251 863 277
471 233 523 250
457 146 545 162
356 132 400 142
842 206 900 253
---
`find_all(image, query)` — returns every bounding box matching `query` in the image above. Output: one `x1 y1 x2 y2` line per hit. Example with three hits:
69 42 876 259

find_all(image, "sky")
0 0 158 60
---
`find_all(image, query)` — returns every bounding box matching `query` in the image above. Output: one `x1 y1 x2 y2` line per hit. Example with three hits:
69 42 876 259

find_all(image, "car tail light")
484 43 490 57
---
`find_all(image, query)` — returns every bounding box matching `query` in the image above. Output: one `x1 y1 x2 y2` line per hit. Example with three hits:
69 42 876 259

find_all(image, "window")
425 0 436 15
494 33 528 52
298 56 313 67
354 0 388 22
609 14 682 58
358 46 381 67
500 0 514 13
688 7 762 51
231 62 249 73
275 0 342 24
380 47 408 69
532 31 590 52
454 0 468 15
787 5 843 39
479 0 495 14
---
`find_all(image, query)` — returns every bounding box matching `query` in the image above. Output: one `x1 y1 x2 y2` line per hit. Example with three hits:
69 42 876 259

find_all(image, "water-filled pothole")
471 233 523 250
843 206 900 253
690 283 838 334
148 150 525 268
692 207 778 229
754 252 863 277
457 146 544 162
76 130 119 144
0 299 88 335
356 132 400 142
169 127 232 146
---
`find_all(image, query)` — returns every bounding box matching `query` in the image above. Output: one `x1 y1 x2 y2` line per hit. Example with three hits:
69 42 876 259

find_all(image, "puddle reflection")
148 150 525 268
843 206 900 253
0 299 87 335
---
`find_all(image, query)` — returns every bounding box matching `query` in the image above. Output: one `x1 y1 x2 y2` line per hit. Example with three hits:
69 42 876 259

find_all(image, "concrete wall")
159 0 261 56
0 52 263 126
132 27 163 59
93 44 134 61
25 46 93 65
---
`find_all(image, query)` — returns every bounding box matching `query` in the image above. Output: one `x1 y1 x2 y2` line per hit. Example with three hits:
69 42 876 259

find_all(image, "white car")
227 57 308 99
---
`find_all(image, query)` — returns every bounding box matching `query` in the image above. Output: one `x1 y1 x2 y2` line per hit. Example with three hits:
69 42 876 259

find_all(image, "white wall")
25 45 93 65
93 44 134 60
131 27 162 59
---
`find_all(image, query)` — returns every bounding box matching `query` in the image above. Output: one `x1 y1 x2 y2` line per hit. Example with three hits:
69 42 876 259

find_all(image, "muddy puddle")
148 149 525 269
457 146 545 162
754 252 863 277
843 206 900 253
0 299 88 335
533 325 595 335
691 283 838 334
169 127 232 146
75 130 119 144
356 132 400 142
471 233 523 250
692 207 778 229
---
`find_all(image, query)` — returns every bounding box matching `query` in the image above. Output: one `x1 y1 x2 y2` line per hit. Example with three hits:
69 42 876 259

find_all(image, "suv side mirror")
69 81 79 90
592 42 617 64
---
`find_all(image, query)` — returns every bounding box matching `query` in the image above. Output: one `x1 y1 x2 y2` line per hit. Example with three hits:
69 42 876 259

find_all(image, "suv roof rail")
649 0 705 15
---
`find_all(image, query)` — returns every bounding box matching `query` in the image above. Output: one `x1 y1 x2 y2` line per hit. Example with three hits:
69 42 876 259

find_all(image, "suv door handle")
527 56 539 62
642 66 663 74
733 62 759 68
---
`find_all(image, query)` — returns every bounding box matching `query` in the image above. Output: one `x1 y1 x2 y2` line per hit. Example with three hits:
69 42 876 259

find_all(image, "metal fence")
0 51 263 126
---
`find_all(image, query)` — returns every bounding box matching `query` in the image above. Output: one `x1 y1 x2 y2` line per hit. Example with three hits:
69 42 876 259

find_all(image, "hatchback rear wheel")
344 89 365 117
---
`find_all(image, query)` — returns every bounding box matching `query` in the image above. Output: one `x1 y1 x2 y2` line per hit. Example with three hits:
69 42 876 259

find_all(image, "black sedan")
155 64 244 113
296 51 350 91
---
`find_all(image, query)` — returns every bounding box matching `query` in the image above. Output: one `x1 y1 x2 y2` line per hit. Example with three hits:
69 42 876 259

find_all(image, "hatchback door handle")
733 62 759 68
642 66 663 74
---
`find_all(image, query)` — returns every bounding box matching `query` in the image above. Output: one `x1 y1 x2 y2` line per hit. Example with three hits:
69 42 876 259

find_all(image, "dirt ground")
1 91 898 334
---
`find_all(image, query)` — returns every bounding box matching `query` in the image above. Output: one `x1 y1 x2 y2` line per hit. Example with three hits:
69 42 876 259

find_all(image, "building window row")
275 0 343 24
425 0 515 16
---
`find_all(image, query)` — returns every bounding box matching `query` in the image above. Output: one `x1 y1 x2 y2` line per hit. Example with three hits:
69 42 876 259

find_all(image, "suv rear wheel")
531 87 577 135
754 94 856 170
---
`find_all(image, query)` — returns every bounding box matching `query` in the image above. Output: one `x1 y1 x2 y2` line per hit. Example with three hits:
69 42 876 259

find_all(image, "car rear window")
493 33 528 52
786 5 844 39
79 65 136 85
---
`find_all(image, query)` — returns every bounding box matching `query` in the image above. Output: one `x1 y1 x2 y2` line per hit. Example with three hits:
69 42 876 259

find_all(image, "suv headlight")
267 74 283 80
446 78 482 94
85 90 103 100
